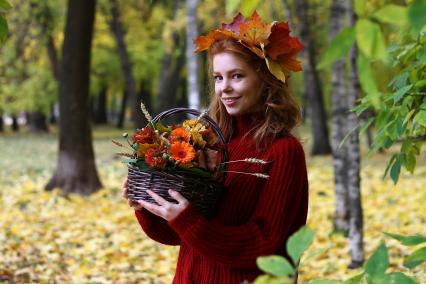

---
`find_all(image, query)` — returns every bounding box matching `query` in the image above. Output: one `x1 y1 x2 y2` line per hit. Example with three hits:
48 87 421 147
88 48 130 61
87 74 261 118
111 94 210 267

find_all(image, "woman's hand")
138 190 189 221
122 177 189 220
122 177 144 210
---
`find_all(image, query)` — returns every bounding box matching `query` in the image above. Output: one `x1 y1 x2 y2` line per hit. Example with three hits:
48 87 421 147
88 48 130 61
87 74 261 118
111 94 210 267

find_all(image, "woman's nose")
221 79 232 93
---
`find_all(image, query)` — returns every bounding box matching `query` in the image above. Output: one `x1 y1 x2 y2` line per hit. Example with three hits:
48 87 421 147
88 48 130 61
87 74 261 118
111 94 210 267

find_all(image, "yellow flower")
191 131 206 149
137 143 157 157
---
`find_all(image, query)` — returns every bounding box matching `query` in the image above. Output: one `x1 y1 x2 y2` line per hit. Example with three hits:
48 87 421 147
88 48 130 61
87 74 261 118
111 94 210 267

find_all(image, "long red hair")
207 39 301 149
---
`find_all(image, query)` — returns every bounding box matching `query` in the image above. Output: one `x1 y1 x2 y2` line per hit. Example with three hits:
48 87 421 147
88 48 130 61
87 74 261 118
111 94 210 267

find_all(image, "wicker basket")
126 108 228 218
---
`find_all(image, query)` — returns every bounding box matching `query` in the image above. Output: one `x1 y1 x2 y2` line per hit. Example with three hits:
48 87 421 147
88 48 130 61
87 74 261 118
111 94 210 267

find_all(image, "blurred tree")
186 0 200 110
157 0 187 113
330 0 350 235
295 0 332 155
346 0 363 268
45 0 102 195
106 0 145 128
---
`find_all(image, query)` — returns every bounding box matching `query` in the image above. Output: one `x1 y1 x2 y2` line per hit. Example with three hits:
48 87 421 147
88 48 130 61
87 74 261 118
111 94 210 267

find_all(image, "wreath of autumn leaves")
194 11 304 82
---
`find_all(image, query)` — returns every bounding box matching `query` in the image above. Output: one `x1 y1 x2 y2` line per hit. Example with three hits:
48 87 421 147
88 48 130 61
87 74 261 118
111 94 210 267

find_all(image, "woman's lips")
222 96 241 106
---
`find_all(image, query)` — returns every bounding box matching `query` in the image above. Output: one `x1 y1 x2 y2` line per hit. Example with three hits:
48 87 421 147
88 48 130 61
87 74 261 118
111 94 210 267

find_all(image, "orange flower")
170 127 191 142
169 141 196 163
145 148 166 169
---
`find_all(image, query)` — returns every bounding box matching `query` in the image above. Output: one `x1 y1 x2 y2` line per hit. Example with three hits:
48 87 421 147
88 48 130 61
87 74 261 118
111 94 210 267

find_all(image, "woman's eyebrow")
213 68 245 74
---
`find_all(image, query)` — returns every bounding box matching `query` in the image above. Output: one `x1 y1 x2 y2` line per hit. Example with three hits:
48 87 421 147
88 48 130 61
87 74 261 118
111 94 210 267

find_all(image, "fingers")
146 190 170 206
121 178 128 199
169 190 189 206
128 199 143 210
138 199 165 218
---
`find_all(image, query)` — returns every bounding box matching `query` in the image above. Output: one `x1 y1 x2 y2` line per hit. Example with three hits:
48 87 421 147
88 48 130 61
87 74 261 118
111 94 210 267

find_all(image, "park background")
0 0 425 283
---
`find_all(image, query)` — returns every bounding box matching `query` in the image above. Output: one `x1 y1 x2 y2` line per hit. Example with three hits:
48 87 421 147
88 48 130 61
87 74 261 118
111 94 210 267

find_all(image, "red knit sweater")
135 114 309 283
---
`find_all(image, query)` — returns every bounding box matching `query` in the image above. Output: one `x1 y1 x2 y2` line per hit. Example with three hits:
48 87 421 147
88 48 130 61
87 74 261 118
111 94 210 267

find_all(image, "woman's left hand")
138 189 189 221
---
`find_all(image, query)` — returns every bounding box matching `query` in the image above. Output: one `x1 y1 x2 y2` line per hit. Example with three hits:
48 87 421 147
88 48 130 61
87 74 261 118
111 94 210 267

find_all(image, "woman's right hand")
122 177 144 210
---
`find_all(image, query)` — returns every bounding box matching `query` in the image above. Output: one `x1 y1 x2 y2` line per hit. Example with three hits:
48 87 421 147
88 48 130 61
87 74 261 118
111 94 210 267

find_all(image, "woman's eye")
232 74 243 79
213 75 223 81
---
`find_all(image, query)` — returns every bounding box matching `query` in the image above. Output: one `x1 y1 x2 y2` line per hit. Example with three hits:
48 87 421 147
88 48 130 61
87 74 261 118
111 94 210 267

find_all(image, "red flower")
133 127 155 144
145 148 166 169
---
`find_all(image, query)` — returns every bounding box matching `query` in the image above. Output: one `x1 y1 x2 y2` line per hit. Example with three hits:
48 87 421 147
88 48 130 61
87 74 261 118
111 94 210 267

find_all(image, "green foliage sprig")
255 227 425 284
318 0 426 184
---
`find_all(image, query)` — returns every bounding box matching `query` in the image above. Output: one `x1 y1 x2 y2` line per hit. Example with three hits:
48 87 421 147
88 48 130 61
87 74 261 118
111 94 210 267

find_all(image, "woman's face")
213 52 264 116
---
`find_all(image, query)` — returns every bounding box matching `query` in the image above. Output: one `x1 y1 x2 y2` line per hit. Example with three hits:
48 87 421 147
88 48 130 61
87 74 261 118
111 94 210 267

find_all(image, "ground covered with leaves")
0 128 425 283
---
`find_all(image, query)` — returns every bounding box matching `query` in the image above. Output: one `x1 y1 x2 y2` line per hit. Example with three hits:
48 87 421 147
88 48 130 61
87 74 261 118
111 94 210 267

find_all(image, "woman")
123 11 308 284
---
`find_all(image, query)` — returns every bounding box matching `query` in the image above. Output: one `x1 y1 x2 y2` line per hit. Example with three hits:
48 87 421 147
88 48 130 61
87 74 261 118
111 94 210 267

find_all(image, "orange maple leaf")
238 11 271 47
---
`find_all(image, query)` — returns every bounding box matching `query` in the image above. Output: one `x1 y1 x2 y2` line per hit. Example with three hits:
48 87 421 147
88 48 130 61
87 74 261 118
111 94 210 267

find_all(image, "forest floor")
0 125 425 283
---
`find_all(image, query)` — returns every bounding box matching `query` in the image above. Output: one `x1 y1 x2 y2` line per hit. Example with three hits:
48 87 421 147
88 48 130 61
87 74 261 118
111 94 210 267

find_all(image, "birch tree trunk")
108 0 145 128
45 0 102 195
186 0 200 110
347 0 364 267
295 0 332 155
330 0 350 234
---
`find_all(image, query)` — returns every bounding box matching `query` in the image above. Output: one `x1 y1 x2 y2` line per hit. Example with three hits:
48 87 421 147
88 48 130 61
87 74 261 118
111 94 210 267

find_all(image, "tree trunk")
347 1 364 268
140 79 152 117
108 0 145 128
11 115 19 132
295 0 332 155
27 111 49 132
330 0 350 234
157 0 182 113
0 110 3 132
116 87 127 128
94 86 108 124
45 0 102 195
186 0 200 110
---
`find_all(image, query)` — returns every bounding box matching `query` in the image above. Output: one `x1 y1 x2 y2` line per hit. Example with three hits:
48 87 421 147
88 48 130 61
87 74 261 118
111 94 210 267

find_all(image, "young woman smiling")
123 11 309 284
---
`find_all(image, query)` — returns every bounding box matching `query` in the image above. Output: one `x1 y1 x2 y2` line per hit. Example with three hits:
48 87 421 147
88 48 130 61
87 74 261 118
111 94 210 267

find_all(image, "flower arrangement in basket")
113 105 228 217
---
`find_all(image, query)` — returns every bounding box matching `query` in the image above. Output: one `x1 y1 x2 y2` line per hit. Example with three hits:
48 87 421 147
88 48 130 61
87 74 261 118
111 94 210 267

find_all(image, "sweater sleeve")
168 137 308 268
135 209 181 246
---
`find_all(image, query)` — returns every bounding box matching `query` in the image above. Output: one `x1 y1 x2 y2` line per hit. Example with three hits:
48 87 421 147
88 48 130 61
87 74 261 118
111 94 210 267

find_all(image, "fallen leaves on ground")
0 132 424 283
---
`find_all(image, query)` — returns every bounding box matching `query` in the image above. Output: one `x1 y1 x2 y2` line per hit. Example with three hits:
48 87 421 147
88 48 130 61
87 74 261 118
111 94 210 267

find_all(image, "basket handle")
152 108 228 174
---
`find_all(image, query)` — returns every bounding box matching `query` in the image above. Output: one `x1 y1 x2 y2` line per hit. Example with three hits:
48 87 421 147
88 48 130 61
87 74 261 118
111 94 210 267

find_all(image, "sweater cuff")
168 204 200 234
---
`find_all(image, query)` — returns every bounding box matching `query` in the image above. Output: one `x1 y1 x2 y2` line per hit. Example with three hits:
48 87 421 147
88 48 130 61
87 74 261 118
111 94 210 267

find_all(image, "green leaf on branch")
354 0 367 16
287 226 315 265
404 246 426 269
0 15 8 43
413 110 426 127
256 255 294 277
408 0 426 33
394 84 413 103
356 19 388 62
373 4 408 26
344 273 364 283
357 53 380 106
387 272 418 284
365 240 389 278
384 232 426 246
390 155 402 184
317 27 355 69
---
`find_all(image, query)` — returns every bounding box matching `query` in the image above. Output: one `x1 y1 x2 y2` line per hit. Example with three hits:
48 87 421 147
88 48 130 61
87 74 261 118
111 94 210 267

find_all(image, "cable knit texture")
135 114 309 283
